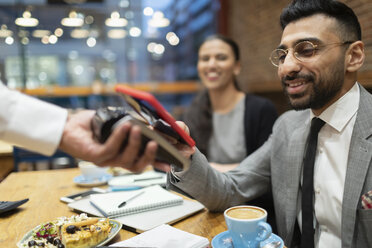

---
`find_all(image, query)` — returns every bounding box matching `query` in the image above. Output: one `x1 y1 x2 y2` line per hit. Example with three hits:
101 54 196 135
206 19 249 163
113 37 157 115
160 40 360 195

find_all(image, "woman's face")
197 39 241 91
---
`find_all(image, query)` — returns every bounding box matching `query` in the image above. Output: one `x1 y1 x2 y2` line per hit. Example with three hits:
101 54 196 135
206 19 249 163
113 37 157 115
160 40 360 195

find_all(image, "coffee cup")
224 205 272 248
78 161 108 181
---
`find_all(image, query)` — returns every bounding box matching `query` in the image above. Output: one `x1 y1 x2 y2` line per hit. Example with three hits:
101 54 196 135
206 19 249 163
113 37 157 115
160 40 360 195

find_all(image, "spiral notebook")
89 185 183 218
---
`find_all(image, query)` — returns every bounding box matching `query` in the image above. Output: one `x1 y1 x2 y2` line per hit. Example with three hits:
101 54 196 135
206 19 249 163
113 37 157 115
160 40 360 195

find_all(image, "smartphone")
60 188 106 203
91 85 194 170
114 85 195 147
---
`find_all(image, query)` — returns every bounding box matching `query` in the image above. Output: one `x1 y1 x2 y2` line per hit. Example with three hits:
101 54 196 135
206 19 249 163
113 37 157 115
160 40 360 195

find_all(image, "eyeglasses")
269 40 354 67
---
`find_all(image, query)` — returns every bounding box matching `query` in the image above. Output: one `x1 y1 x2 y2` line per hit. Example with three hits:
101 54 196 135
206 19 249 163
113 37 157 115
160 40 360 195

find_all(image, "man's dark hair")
280 0 361 41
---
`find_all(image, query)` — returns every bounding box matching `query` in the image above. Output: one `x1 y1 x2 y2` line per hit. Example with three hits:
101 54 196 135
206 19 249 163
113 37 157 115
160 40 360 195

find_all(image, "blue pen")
109 186 142 191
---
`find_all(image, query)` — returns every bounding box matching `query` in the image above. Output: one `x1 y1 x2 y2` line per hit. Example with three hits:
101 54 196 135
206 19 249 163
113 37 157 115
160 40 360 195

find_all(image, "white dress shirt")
0 83 68 155
298 83 360 248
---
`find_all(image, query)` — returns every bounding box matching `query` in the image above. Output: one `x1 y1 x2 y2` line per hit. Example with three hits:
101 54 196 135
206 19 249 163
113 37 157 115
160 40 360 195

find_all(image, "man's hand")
173 121 196 158
59 110 160 172
152 121 195 170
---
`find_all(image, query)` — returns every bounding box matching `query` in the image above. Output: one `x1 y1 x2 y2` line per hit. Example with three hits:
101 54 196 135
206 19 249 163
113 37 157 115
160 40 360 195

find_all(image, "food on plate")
19 214 112 248
61 218 111 248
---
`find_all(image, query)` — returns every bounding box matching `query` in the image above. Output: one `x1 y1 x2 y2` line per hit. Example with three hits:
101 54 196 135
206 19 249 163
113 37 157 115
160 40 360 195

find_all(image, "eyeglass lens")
270 41 317 66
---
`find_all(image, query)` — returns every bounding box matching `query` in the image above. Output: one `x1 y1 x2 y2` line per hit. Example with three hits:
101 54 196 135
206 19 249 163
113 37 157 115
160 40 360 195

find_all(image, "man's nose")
279 52 301 75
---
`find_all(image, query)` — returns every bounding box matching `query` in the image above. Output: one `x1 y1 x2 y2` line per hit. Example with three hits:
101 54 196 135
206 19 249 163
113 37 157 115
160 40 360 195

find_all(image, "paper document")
110 224 209 248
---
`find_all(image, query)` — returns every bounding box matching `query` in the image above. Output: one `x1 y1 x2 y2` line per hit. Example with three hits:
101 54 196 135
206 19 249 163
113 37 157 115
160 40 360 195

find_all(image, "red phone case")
115 85 195 147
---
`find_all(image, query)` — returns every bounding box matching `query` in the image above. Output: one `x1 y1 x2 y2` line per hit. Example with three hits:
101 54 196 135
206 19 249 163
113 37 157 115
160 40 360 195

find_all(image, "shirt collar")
310 82 360 132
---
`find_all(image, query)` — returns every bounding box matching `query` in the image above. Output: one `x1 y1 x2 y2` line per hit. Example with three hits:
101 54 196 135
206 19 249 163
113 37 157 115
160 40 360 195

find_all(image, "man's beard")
281 62 345 111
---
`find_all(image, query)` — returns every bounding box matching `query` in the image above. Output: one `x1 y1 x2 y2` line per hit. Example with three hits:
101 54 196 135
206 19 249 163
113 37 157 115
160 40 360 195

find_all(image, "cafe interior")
1 0 372 247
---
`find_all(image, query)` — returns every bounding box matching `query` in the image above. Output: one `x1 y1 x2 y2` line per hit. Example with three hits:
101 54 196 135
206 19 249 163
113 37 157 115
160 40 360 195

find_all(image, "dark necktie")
301 117 325 248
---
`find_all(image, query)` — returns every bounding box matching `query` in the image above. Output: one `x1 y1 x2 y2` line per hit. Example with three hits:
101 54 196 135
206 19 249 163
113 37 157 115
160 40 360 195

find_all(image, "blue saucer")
73 174 112 187
211 231 284 248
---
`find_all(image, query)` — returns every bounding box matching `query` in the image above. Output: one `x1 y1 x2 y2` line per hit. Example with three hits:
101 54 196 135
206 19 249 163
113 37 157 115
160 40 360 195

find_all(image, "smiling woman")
181 34 278 230
183 34 278 169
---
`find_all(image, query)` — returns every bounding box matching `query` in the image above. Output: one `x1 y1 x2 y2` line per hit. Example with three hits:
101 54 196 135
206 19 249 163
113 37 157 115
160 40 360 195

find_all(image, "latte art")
226 207 265 219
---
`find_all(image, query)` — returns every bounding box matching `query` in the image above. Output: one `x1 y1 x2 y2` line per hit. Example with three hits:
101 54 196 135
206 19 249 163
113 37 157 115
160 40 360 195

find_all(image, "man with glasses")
160 0 372 247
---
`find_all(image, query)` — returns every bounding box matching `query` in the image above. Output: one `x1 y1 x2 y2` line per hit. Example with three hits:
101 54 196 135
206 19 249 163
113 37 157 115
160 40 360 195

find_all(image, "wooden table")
0 141 13 181
0 168 227 247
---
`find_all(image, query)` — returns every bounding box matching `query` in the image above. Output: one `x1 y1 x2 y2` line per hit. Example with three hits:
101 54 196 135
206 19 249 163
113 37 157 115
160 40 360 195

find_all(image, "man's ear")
346 41 365 72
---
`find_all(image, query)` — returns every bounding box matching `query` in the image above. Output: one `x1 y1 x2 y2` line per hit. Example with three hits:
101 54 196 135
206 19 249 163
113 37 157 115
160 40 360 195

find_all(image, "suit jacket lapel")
284 117 310 238
341 86 372 247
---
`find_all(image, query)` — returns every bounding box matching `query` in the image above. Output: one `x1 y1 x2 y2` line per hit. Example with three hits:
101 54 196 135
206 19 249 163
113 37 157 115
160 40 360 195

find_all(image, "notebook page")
90 185 183 217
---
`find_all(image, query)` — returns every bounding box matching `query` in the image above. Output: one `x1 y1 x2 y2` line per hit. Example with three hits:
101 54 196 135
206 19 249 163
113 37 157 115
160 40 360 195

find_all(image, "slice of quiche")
61 218 111 248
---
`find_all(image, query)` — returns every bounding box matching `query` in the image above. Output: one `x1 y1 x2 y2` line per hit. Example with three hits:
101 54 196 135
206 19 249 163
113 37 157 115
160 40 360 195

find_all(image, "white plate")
211 230 284 248
17 219 122 248
74 174 112 187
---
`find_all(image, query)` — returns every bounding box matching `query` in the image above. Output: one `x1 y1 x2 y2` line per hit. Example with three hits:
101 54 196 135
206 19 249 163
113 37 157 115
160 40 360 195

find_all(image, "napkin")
361 190 372 209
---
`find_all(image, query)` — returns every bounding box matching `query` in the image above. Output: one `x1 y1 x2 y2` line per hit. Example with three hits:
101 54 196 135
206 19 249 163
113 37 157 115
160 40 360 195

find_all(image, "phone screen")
115 85 195 147
60 188 106 203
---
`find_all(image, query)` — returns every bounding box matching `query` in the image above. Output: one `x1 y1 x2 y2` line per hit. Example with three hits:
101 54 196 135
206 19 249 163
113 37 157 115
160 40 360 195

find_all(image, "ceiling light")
61 11 84 27
153 44 165 54
87 37 96 47
129 27 141 37
54 28 64 37
71 29 89 39
166 32 180 46
85 15 94 24
48 35 58 44
143 7 153 16
119 0 129 8
21 37 29 45
0 25 13 38
147 42 156 53
105 11 128 27
68 50 79 60
125 11 134 19
41 36 49 44
15 11 39 27
107 29 127 39
32 30 51 38
148 11 169 28
5 36 14 45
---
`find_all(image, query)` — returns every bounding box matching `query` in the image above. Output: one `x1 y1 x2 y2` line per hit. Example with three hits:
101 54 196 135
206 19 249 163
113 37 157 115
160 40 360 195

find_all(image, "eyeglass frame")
269 40 355 67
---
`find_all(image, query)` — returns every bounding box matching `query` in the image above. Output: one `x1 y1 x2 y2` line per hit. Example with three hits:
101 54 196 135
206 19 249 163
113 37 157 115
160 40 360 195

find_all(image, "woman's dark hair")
280 0 361 41
182 35 241 156
203 34 241 61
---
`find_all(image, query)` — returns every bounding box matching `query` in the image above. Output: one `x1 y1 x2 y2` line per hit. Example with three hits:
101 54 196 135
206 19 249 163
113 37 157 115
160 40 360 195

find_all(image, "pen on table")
109 186 142 192
118 191 145 208
133 176 164 182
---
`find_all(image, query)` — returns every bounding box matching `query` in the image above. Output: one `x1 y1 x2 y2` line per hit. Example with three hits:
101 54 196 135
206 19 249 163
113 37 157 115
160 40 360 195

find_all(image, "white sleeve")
0 83 68 156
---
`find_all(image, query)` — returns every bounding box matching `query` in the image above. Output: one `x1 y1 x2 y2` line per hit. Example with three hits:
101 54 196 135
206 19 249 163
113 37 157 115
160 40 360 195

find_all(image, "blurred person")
0 83 163 170
183 34 278 172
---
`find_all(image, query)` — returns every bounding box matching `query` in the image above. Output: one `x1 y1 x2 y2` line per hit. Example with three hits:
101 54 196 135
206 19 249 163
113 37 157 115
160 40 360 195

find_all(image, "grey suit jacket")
168 84 372 248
